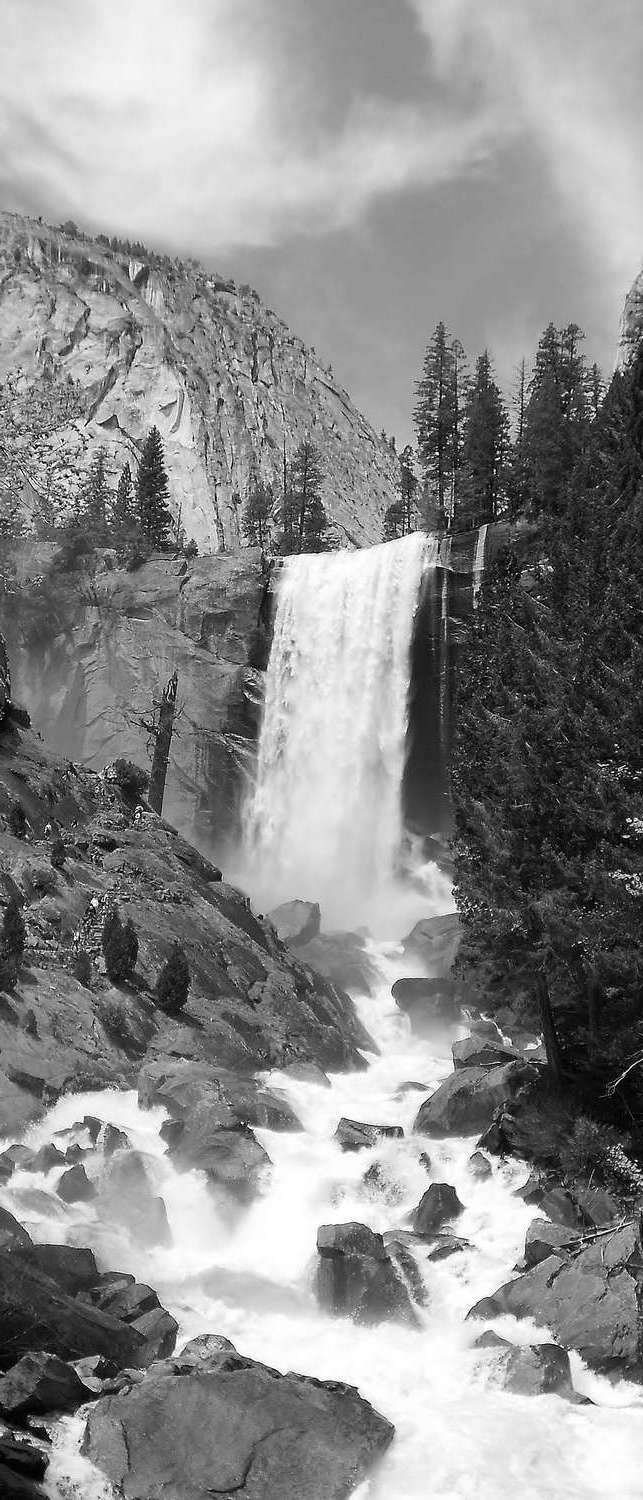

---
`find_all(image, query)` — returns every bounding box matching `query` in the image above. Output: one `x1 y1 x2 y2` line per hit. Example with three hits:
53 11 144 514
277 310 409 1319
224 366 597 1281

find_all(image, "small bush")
155 941 190 1015
24 1008 37 1037
72 950 92 987
21 860 58 898
2 895 26 962
100 997 131 1045
7 800 27 838
50 836 67 870
560 1116 620 1178
184 538 198 559
111 759 149 803
102 909 138 984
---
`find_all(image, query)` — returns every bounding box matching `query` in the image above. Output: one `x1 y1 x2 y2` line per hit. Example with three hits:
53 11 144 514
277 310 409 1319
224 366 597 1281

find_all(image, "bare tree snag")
148 671 178 817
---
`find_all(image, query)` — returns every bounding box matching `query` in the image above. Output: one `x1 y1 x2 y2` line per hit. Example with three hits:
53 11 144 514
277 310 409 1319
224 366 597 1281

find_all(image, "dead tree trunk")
148 671 178 817
536 971 565 1086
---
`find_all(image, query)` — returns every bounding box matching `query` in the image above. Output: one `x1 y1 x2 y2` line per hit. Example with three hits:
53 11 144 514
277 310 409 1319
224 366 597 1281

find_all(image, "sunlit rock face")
618 264 643 367
0 210 398 551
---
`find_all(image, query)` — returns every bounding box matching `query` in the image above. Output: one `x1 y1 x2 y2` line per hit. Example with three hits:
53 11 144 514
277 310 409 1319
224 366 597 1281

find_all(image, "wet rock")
391 977 460 1034
56 1163 95 1203
0 1352 93 1418
0 1146 35 1183
414 1061 537 1138
0 1248 146 1369
334 1118 404 1152
138 1059 302 1134
524 1220 577 1268
29 1144 66 1174
385 1239 428 1306
467 1220 643 1372
573 1186 621 1229
400 913 461 973
418 1151 432 1172
412 1182 464 1237
497 1343 575 1397
425 1234 471 1261
468 1151 492 1179
175 1333 237 1369
0 1208 33 1251
316 1222 418 1325
29 1244 98 1294
361 1162 403 1205
268 900 321 947
473 1330 511 1350
452 1036 520 1071
88 1278 161 1323
281 1059 331 1088
83 1335 395 1500
73 1354 121 1382
296 931 379 995
101 1124 131 1156
130 1307 179 1362
0 1432 49 1498
160 1106 271 1202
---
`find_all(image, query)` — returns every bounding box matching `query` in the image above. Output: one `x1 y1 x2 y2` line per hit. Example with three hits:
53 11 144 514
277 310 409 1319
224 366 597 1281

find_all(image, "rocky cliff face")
0 211 398 551
618 264 643 367
0 543 268 852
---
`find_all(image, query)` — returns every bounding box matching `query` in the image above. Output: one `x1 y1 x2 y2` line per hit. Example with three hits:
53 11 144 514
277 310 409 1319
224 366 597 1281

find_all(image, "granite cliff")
0 209 399 551
619 263 643 367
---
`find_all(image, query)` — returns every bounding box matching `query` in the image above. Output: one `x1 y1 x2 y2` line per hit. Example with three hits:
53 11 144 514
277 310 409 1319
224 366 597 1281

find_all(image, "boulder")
496 1343 574 1397
56 1163 95 1203
467 1220 643 1372
0 1432 48 1498
102 1124 131 1156
391 977 461 1035
99 1152 172 1245
524 1220 577 1269
412 1182 464 1237
334 1118 404 1152
316 1222 418 1325
29 1144 66 1174
0 1208 33 1252
160 1106 271 1202
281 1060 331 1088
0 1146 35 1183
296 932 378 995
88 1278 161 1323
83 1337 395 1500
468 1151 492 1179
400 912 460 973
29 1244 98 1293
452 1036 520 1071
414 1061 537 1138
139 1059 301 1133
0 1248 146 1370
268 900 321 947
426 1235 471 1261
130 1308 179 1362
0 1351 92 1418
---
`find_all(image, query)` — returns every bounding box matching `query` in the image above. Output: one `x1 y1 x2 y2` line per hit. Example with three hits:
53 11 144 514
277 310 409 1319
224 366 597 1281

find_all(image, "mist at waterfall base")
3 533 643 1499
240 532 452 934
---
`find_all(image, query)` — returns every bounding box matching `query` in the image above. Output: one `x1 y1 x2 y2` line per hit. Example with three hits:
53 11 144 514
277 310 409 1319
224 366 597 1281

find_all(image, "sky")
1 0 642 444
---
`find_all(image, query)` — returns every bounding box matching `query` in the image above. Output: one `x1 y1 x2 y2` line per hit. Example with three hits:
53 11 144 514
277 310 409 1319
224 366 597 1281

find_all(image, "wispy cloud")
1 0 499 252
409 0 643 293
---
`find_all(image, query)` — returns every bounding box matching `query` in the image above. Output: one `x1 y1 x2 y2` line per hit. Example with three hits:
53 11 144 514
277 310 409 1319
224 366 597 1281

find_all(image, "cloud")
0 0 502 253
409 0 643 293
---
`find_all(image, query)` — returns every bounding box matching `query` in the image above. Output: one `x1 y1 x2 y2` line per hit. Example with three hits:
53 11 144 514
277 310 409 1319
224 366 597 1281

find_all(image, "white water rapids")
2 954 643 1499
2 533 643 1497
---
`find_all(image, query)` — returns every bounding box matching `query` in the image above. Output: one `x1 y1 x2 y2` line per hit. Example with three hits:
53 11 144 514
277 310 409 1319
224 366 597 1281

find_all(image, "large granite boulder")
138 1059 301 1133
412 1182 464 1238
523 1220 577 1269
334 1118 404 1152
159 1104 271 1202
295 931 379 995
0 1352 93 1418
82 1337 395 1500
268 901 321 947
452 1036 520 1071
392 976 461 1033
316 1222 418 1325
400 913 460 973
468 1219 643 1373
0 1248 146 1371
414 1061 538 1137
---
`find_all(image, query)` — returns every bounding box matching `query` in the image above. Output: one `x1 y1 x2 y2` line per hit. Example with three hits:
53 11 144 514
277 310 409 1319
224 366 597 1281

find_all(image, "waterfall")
243 533 434 928
472 522 488 606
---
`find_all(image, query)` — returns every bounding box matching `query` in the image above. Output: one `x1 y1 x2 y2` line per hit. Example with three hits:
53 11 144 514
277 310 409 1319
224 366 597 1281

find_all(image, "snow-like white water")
3 950 643 1500
243 533 434 930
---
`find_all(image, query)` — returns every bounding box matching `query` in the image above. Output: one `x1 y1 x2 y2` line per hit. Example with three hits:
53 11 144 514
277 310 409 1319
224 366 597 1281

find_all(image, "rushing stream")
2 942 643 1499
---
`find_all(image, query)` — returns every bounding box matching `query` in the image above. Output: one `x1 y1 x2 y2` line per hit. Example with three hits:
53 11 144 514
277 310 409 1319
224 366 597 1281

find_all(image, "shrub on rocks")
155 941 190 1014
49 835 67 870
111 758 149 803
0 894 25 990
72 949 92 987
102 909 138 984
7 799 27 837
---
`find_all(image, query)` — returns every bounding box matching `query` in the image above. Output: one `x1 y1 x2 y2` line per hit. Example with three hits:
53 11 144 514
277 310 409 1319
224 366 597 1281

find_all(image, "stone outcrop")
413 1061 538 1138
82 1335 395 1500
316 1222 418 1325
0 544 269 842
468 1219 643 1374
411 1182 464 1237
0 718 374 1135
0 210 399 552
267 899 321 947
334 1118 404 1152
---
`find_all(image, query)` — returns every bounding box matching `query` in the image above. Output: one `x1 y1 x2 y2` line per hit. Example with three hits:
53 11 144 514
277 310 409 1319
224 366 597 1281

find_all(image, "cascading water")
472 522 488 606
243 532 437 929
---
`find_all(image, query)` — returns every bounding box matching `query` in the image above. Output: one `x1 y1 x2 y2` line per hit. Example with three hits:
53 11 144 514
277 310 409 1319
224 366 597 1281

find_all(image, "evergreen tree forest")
451 346 643 1118
241 438 330 555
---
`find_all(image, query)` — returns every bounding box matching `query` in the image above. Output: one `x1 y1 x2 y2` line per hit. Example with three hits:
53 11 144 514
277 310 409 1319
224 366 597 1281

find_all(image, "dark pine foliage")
136 427 173 548
102 909 139 984
50 835 67 870
451 347 643 1106
155 940 191 1014
0 895 26 992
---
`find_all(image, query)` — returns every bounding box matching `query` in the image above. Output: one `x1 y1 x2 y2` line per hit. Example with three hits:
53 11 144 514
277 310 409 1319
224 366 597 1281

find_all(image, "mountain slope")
0 210 398 551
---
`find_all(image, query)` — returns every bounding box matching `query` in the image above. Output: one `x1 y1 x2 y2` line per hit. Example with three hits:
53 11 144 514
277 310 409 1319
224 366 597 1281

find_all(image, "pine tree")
399 445 419 532
102 909 138 984
456 351 509 528
111 462 138 546
136 427 172 549
242 480 273 548
383 499 404 541
414 324 464 525
2 895 25 962
523 323 589 516
279 441 327 554
155 940 190 1014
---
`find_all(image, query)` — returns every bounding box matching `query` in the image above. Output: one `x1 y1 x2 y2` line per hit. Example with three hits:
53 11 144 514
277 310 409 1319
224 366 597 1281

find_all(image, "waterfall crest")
244 533 435 927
